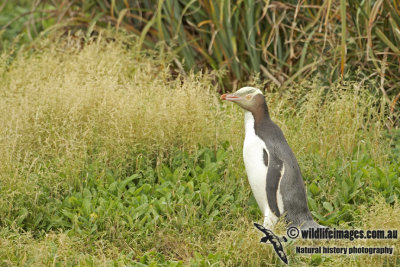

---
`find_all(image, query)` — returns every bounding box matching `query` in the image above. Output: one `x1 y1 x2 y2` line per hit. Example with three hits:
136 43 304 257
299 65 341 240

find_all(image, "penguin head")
220 87 265 112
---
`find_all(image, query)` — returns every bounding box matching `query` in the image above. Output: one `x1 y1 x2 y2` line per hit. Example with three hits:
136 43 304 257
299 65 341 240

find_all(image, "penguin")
221 87 324 230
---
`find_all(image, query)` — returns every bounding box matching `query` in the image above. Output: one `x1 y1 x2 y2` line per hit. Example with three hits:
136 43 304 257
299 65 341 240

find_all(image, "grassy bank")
0 35 399 266
2 0 400 106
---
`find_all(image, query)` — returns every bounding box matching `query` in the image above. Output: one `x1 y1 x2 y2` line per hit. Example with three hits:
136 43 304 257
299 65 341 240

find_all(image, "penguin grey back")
255 95 314 226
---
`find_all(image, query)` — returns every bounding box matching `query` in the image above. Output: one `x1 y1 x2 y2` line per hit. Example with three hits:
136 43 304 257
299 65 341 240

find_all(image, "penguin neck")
253 101 270 125
245 101 270 131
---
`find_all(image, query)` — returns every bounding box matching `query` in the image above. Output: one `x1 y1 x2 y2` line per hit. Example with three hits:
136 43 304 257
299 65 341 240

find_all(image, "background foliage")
1 1 400 104
1 0 400 266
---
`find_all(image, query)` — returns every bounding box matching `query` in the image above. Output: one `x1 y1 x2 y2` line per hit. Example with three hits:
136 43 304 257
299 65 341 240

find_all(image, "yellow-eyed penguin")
221 87 323 230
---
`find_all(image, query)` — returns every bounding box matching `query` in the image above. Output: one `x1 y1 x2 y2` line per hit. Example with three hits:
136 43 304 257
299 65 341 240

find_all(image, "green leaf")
309 182 320 196
82 198 91 216
323 202 333 213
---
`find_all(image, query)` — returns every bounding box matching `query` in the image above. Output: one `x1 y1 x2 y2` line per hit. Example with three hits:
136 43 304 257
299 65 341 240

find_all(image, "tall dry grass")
4 0 400 111
0 35 224 187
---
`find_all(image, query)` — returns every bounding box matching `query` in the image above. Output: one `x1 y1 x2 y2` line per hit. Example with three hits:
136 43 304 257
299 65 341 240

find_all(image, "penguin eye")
246 95 252 100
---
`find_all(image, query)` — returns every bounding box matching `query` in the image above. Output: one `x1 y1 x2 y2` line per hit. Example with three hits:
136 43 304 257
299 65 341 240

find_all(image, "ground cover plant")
0 34 399 266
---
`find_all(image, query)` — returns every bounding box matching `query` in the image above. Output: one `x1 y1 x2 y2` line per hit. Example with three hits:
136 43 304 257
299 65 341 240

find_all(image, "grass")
2 0 400 112
0 33 399 266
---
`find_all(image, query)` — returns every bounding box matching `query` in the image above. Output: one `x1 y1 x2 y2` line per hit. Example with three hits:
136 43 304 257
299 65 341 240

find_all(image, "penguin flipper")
265 155 284 218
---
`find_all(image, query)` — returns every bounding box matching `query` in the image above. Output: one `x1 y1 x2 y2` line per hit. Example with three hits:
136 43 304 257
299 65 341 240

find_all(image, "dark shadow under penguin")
221 87 324 230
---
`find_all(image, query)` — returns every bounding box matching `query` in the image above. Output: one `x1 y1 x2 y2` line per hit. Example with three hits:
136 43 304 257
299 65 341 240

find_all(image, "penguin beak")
220 94 240 101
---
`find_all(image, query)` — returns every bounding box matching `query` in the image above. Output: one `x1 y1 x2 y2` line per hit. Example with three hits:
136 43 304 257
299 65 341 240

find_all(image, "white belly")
243 112 278 228
243 130 268 213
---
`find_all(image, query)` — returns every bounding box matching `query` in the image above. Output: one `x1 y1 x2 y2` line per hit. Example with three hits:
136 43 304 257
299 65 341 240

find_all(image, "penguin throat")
244 111 256 135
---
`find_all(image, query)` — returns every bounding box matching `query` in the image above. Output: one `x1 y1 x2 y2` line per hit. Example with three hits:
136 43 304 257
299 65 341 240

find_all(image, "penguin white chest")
243 112 270 215
243 112 280 228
